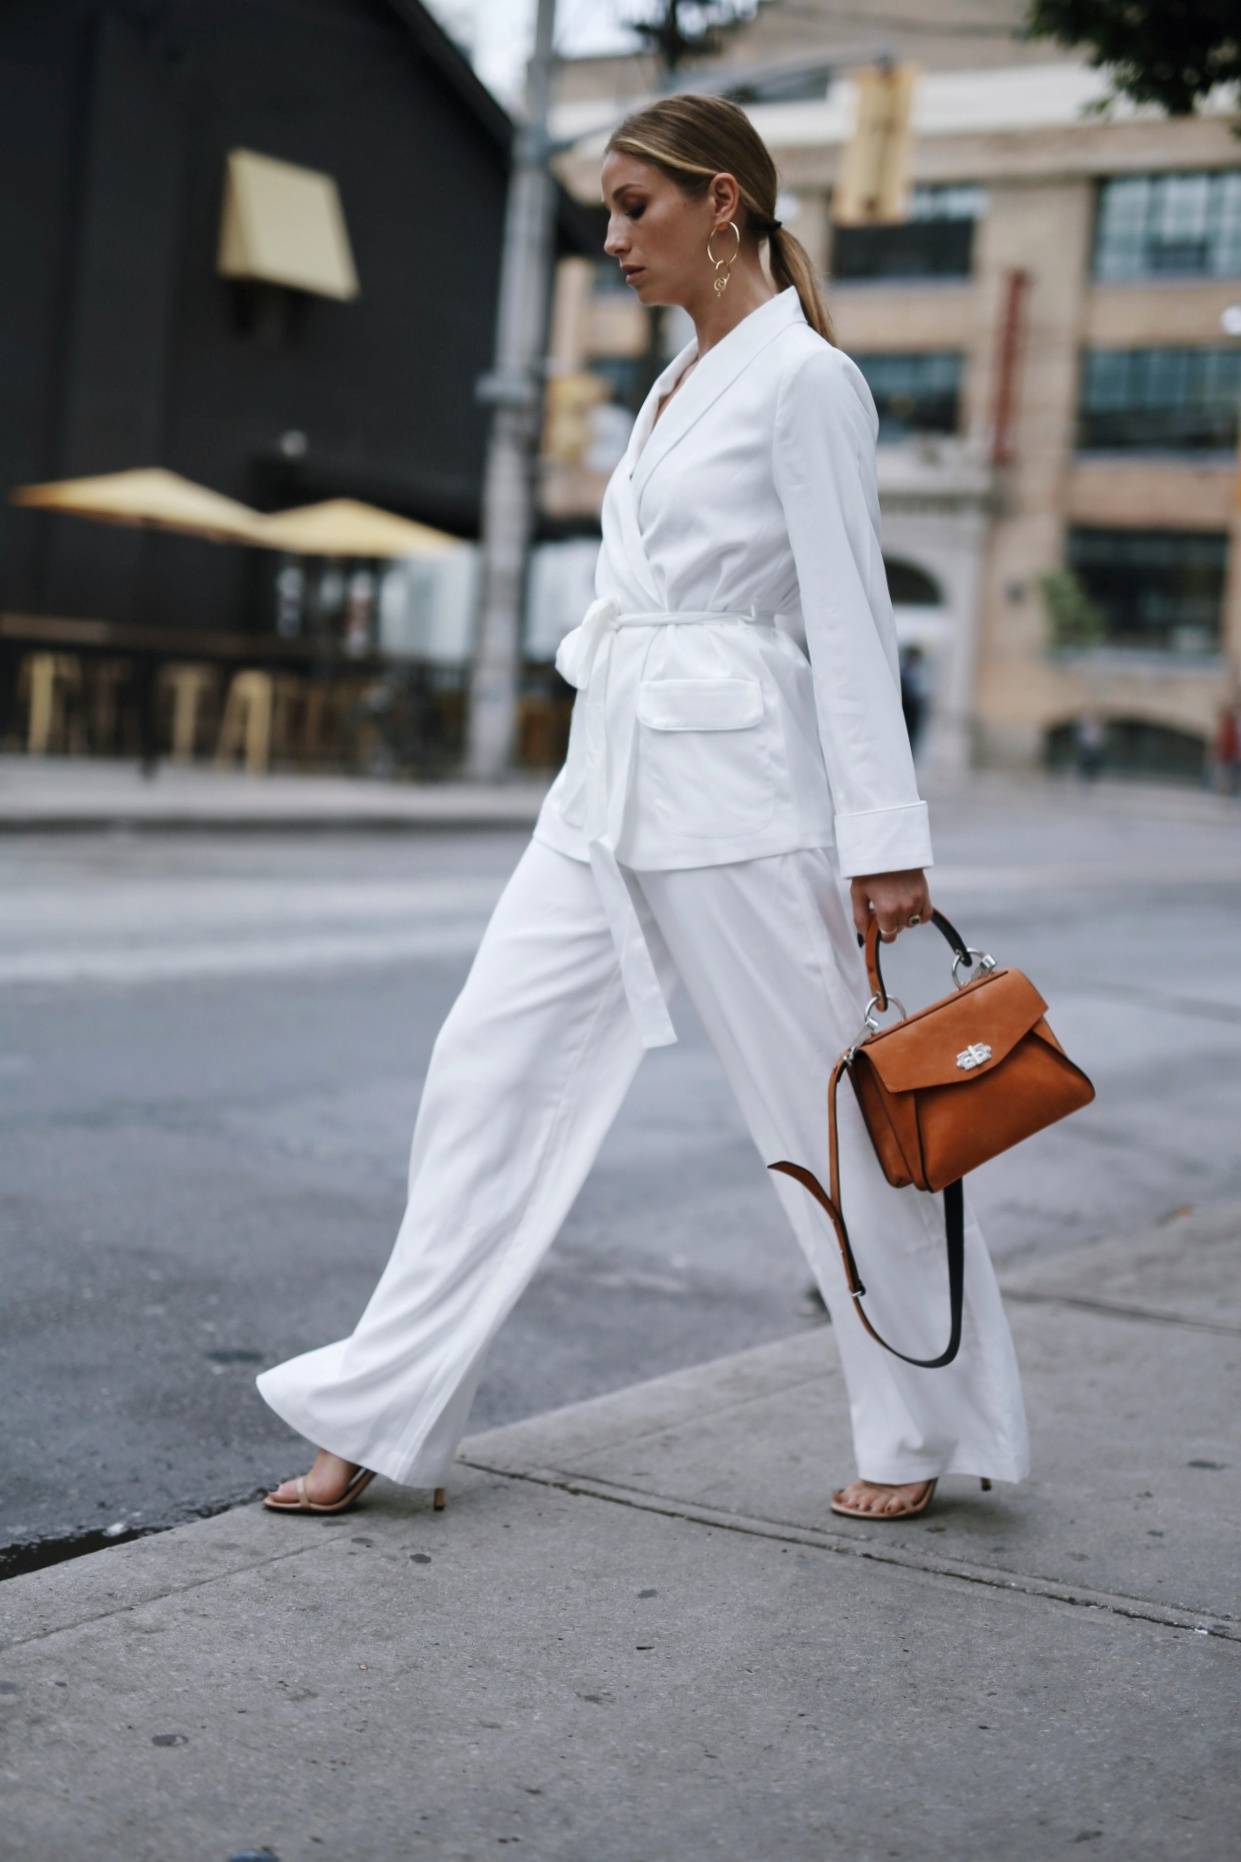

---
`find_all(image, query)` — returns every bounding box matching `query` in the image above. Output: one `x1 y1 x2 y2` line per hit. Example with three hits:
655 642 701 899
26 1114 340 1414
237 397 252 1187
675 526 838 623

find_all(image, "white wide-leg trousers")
255 837 1030 1489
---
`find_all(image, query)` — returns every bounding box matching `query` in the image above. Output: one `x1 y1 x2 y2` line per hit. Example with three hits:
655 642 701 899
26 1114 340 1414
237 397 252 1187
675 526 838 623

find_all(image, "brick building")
542 2 1241 782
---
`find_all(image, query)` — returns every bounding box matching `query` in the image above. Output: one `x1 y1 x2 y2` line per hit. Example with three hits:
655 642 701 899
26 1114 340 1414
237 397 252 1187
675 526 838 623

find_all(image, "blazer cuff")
833 801 934 879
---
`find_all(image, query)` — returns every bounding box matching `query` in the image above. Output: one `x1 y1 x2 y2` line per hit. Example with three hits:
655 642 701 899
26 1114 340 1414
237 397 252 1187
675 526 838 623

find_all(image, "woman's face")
601 150 724 308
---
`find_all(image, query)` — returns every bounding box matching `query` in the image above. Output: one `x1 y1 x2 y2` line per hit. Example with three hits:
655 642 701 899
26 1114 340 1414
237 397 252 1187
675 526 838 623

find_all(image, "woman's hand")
849 868 932 942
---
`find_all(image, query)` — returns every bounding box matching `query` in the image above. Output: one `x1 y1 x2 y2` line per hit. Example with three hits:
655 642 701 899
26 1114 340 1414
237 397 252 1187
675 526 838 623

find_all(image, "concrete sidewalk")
1 1204 1238 1859
0 754 549 832
2 750 1236 834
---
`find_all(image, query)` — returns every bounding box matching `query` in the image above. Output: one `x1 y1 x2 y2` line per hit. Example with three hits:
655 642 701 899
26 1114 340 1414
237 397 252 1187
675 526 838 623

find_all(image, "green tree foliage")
1038 569 1109 651
1024 1 1240 118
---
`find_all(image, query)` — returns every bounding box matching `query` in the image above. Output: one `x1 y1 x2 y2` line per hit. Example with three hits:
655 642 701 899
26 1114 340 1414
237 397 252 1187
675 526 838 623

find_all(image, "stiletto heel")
433 1486 446 1510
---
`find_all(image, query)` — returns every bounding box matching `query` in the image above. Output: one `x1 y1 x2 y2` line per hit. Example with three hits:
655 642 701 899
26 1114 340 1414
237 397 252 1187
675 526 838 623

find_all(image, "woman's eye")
628 204 645 219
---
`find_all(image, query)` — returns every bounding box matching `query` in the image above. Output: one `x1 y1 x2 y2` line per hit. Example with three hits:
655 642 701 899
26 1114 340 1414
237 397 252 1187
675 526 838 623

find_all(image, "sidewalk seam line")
458 1460 1239 1642
0 1537 356 1652
1001 1287 1241 1337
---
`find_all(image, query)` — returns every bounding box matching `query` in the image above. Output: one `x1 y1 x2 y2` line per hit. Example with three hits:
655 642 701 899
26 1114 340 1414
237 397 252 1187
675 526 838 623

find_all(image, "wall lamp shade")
217 149 359 301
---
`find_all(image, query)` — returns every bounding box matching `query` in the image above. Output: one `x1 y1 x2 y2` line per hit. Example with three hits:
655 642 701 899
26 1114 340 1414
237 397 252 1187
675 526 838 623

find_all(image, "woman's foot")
831 1477 936 1519
266 1447 360 1506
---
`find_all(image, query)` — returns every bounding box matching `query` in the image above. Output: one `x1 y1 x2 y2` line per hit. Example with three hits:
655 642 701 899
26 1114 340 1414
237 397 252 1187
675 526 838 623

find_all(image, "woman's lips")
624 267 646 285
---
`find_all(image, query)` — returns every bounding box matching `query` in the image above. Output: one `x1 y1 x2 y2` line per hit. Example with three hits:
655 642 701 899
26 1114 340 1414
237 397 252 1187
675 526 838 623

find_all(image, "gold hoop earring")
706 220 741 297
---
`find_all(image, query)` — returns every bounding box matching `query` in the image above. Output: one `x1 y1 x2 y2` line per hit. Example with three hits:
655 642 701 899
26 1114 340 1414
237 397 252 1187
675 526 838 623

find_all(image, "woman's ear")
708 171 740 223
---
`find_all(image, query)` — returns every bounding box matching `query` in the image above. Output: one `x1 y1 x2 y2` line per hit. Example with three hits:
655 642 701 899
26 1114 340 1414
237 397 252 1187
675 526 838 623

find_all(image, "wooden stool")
158 661 218 762
517 696 561 767
301 679 340 770
17 653 86 755
214 670 307 773
86 658 133 756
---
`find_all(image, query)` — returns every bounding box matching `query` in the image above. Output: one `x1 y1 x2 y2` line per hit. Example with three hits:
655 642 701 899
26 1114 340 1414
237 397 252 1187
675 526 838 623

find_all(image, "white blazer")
531 285 933 1049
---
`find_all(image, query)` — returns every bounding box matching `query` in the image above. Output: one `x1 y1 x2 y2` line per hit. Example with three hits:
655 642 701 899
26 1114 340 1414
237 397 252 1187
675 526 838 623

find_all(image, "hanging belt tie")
553 598 779 1051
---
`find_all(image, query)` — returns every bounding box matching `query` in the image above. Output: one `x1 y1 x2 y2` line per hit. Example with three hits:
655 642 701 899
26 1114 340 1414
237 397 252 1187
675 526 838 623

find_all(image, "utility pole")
463 0 763 781
627 1 755 404
463 0 558 783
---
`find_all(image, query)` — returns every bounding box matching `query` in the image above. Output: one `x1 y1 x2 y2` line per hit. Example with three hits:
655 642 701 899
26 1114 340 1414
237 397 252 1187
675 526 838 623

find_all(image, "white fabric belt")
553 596 779 1049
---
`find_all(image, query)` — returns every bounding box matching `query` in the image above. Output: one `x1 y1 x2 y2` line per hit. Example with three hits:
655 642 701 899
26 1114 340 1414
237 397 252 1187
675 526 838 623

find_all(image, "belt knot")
553 595 622 691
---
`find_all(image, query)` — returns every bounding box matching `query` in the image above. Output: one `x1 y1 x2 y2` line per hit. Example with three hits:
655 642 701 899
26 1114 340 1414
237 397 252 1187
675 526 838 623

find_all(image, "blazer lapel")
630 287 806 498
624 339 697 477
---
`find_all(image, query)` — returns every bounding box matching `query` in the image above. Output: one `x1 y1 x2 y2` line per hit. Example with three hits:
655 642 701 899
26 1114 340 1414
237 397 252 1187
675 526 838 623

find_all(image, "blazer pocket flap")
636 676 764 732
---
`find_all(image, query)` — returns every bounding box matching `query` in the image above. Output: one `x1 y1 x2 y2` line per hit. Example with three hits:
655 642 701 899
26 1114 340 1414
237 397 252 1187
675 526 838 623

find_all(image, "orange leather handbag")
768 908 1095 1368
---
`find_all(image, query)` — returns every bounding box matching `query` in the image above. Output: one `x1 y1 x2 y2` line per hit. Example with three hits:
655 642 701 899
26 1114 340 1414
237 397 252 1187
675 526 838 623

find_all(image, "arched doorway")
884 557 948 764
1044 715 1207 783
885 558 944 609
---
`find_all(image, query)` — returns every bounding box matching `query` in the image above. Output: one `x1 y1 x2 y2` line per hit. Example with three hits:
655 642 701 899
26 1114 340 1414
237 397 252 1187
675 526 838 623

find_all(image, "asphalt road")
3 774 1239 1564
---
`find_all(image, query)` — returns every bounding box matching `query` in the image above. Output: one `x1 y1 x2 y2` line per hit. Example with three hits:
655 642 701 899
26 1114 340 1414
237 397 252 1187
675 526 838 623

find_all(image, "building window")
833 183 985 282
592 255 633 298
1066 527 1228 653
1092 171 1241 280
1077 347 1241 452
852 352 963 441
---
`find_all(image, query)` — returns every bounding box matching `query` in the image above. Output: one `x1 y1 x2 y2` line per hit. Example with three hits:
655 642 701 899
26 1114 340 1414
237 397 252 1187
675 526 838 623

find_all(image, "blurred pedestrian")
1209 698 1240 796
1074 709 1106 782
899 641 929 757
257 95 1028 1530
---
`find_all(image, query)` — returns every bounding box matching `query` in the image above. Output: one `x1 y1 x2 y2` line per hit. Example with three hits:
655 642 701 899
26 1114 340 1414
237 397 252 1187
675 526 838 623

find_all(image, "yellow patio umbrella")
9 467 261 543
247 498 461 558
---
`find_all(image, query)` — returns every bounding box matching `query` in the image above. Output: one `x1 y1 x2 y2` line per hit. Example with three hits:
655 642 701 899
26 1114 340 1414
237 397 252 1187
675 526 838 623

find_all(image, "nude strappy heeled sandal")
263 1466 447 1515
829 1476 991 1521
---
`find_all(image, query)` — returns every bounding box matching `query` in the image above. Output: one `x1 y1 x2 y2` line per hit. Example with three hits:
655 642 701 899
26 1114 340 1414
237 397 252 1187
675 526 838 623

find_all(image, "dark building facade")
1 0 591 642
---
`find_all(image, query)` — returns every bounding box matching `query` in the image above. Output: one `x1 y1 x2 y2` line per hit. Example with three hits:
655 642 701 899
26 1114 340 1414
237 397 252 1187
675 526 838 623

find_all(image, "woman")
258 95 1029 1524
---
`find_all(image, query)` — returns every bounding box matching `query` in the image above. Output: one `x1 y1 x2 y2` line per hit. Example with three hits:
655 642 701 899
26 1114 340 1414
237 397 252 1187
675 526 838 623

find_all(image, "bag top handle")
858 906 973 1012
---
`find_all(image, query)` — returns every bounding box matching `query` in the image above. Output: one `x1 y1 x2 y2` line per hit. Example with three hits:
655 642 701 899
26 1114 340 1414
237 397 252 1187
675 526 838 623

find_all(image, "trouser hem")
255 1370 454 1490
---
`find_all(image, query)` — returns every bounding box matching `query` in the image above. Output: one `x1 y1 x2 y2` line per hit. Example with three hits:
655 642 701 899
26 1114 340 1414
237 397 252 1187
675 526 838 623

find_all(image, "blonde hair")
605 93 834 344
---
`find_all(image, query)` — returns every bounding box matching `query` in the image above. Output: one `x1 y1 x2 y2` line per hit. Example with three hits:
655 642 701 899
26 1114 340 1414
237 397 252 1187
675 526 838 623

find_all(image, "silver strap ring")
952 948 998 988
861 991 907 1033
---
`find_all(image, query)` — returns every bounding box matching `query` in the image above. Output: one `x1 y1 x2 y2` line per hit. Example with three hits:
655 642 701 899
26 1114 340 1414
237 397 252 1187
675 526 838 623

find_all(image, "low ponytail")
768 225 834 345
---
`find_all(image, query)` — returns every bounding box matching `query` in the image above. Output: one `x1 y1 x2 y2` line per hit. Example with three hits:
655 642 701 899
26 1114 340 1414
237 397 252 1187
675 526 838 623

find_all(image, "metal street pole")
463 0 558 782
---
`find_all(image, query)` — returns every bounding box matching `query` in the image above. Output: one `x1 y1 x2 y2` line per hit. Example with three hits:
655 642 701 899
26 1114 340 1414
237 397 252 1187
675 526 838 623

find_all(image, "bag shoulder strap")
768 1056 965 1369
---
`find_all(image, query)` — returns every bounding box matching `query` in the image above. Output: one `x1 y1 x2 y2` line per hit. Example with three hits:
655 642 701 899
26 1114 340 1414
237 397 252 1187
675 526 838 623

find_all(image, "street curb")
0 810 543 834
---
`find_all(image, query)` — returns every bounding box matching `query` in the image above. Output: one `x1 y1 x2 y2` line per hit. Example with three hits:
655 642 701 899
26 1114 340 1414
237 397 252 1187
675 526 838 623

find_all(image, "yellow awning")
217 149 359 300
10 468 261 542
247 499 462 558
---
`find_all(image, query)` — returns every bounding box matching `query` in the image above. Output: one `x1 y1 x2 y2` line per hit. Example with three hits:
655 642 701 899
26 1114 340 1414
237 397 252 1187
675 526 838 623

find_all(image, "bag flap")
858 968 1050 1092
